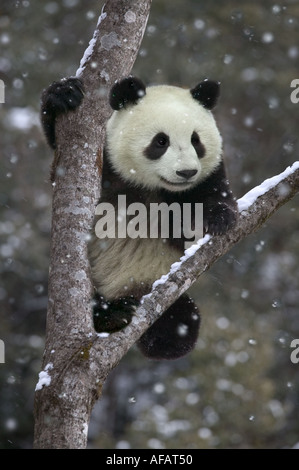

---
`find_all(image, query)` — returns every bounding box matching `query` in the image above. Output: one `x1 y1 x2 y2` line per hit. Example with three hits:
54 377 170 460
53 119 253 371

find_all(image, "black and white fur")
41 76 238 360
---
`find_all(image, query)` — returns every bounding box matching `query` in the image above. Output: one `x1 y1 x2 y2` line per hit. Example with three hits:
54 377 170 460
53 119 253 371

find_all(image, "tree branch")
89 161 299 368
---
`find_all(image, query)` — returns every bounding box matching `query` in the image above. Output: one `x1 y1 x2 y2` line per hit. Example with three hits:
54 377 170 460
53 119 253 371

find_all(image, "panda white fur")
41 76 238 360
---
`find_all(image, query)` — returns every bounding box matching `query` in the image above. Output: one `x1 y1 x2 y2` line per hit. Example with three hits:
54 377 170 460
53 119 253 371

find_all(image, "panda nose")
176 169 198 179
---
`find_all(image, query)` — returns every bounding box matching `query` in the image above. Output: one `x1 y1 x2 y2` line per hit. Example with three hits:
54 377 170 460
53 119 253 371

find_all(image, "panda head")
106 77 223 192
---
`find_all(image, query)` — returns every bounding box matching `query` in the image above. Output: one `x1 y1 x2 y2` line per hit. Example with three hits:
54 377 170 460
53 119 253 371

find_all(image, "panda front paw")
41 77 84 149
204 202 238 236
93 294 138 334
42 77 84 114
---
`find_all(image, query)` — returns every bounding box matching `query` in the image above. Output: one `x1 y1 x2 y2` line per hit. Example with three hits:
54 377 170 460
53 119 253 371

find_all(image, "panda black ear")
109 76 146 110
190 79 220 110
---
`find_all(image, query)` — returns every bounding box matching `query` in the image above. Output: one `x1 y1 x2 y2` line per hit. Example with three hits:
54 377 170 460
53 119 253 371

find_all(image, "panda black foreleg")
137 294 200 360
41 77 84 149
93 293 138 334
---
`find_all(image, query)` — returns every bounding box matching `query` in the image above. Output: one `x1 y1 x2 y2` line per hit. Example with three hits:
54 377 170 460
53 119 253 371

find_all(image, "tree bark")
33 0 152 449
33 0 299 450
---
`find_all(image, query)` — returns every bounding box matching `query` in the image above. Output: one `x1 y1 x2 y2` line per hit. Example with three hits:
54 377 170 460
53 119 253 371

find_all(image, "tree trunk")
33 0 152 449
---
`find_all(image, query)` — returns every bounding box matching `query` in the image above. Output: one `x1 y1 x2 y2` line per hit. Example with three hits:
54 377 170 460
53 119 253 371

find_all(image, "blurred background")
0 0 299 449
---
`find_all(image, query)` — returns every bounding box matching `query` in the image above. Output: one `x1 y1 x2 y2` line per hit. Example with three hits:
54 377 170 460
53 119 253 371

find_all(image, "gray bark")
33 0 152 449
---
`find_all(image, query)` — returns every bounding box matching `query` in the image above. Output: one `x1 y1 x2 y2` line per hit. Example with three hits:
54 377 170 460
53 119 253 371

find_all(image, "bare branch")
89 161 299 367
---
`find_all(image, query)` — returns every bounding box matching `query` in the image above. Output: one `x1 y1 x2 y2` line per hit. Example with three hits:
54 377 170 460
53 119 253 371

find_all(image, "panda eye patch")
156 133 169 147
191 131 205 159
144 132 170 160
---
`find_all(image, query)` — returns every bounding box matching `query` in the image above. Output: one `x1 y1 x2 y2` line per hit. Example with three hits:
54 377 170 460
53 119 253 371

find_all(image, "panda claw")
93 294 138 333
204 204 238 236
41 77 84 149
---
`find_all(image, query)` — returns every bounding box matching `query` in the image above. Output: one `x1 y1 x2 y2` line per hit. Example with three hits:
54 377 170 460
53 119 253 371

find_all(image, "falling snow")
2 0 299 451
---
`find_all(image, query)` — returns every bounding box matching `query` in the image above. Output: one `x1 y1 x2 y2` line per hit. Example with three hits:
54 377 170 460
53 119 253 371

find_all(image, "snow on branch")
237 161 299 212
91 161 299 362
141 161 299 317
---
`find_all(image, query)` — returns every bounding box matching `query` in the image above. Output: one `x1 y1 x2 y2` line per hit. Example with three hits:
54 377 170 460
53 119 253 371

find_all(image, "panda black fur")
41 76 238 360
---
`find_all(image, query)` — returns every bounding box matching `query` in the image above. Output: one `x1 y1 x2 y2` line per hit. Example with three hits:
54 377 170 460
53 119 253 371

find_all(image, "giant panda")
41 76 238 360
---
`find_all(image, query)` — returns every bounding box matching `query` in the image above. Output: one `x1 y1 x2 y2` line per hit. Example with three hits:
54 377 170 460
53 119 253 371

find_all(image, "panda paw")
41 77 84 149
93 293 138 334
42 77 84 114
204 202 238 236
137 295 200 360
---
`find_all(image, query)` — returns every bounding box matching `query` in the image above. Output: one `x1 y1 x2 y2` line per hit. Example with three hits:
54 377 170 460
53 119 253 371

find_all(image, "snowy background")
0 0 299 449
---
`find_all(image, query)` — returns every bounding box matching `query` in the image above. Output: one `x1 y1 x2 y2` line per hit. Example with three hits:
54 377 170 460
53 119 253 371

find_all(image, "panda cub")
41 76 238 360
